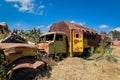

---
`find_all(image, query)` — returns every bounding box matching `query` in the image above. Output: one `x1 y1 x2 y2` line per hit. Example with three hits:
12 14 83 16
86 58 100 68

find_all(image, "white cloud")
70 20 86 26
13 4 19 8
46 24 51 30
99 24 108 29
78 22 86 26
5 0 45 15
5 0 34 13
39 5 45 9
70 20 75 23
112 27 120 31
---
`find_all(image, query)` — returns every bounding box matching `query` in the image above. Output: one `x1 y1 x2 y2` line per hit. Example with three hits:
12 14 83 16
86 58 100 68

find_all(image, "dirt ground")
45 46 120 80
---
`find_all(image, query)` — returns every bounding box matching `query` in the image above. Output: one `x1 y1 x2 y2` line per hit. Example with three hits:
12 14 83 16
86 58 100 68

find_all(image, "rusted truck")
38 21 101 60
0 22 50 80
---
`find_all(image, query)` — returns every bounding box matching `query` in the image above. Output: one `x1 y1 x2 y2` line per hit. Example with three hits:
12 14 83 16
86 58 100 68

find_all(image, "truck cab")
38 32 68 59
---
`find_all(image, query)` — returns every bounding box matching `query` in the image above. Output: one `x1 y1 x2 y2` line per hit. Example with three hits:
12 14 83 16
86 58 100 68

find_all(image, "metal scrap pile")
1 30 27 43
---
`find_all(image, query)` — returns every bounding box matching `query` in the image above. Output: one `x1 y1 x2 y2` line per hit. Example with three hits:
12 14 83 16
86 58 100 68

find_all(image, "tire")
11 69 41 80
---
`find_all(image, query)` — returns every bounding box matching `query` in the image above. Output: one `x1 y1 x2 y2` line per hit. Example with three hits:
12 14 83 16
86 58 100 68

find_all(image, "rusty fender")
7 60 45 75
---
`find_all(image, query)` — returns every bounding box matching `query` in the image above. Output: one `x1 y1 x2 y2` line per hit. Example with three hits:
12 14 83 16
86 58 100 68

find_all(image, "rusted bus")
38 21 101 58
50 21 101 51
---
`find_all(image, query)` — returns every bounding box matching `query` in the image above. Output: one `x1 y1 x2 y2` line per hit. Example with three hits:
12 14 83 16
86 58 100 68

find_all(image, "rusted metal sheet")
12 61 44 70
0 43 37 49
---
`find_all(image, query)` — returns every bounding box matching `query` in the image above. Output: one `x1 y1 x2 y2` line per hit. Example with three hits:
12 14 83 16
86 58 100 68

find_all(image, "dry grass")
42 46 120 80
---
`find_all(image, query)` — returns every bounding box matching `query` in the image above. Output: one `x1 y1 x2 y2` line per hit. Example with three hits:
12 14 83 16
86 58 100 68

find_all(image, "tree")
19 28 41 43
109 30 120 40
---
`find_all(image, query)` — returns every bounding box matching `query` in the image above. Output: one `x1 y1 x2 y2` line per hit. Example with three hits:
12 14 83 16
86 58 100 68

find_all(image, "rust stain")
75 47 83 51
74 39 82 44
74 39 80 44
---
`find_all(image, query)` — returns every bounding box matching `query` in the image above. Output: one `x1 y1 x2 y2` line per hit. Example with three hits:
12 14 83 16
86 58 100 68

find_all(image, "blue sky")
0 0 120 33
